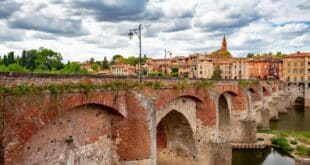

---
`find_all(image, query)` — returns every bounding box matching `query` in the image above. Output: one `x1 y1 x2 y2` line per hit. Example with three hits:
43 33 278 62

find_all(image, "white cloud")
0 0 309 60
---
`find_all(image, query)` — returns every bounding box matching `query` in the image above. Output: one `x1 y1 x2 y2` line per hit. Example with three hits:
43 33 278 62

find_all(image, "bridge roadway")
0 72 299 165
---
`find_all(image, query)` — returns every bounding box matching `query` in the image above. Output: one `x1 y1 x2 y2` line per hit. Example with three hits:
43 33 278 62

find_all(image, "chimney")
297 51 300 54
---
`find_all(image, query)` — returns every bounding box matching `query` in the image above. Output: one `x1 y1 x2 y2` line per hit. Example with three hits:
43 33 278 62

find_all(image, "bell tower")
222 35 227 51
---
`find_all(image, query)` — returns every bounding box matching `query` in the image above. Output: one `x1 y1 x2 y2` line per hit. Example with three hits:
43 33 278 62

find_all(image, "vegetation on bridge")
0 79 217 96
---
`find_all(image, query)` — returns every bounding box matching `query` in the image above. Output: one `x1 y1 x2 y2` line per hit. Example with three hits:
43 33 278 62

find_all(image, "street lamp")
128 24 142 83
164 49 172 59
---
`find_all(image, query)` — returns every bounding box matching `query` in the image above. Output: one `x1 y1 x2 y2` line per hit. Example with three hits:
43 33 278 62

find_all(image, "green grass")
258 130 310 144
271 136 293 153
296 145 310 156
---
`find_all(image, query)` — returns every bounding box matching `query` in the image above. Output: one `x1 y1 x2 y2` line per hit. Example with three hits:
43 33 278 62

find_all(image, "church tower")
221 35 227 51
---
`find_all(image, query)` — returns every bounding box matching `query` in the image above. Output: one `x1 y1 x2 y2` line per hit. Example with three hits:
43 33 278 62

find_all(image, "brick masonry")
0 73 287 164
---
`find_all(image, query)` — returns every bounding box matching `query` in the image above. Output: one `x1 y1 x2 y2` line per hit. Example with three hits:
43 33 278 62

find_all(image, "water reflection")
270 107 310 131
232 147 295 165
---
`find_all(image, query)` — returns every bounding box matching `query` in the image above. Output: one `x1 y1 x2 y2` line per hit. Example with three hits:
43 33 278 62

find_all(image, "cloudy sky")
0 0 309 61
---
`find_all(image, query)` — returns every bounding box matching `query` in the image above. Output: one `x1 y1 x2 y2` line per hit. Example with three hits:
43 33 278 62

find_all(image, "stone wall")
0 72 284 164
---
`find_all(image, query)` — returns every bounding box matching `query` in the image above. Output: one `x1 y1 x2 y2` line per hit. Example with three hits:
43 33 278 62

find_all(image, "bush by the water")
272 136 293 153
296 145 310 156
295 96 304 105
290 140 298 145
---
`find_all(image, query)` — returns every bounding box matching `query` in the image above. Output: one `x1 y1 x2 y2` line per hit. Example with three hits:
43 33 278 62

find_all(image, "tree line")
246 51 287 58
0 47 148 74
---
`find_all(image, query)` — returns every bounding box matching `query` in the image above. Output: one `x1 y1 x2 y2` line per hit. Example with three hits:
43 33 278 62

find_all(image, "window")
294 69 298 73
288 69 290 73
294 62 297 67
287 76 290 81
294 77 297 81
288 62 291 67
301 76 304 81
200 71 202 74
301 62 304 67
300 69 304 73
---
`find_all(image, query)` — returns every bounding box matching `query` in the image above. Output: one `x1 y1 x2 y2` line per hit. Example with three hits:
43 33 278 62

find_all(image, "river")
232 107 310 165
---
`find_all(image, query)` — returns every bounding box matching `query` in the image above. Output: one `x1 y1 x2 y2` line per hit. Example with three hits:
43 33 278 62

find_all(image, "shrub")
65 136 73 145
239 80 249 87
172 81 189 90
257 124 263 130
290 140 298 145
296 145 310 156
272 136 293 153
257 137 264 141
193 79 215 89
295 97 304 105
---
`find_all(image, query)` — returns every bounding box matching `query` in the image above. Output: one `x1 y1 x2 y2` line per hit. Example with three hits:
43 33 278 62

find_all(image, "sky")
0 0 309 62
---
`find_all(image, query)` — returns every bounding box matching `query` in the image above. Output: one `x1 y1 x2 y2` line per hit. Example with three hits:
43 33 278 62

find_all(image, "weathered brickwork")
0 73 291 164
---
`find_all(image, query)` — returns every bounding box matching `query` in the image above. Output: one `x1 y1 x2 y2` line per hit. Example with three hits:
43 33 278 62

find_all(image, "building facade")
283 52 310 82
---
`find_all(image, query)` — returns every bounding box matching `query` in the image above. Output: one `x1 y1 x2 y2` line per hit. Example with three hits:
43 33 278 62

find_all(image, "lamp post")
128 24 142 83
164 49 172 59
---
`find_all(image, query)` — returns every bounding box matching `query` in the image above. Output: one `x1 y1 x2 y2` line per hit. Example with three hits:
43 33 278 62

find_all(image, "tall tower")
222 35 227 51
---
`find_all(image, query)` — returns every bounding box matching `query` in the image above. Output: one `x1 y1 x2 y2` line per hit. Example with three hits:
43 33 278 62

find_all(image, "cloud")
0 0 309 59
0 22 25 42
273 23 309 36
69 0 149 22
0 0 20 19
194 3 261 35
9 14 88 36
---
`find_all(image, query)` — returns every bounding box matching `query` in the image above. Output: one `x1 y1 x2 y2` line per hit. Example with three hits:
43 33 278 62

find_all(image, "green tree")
111 55 125 64
25 49 37 71
59 62 88 74
211 66 222 78
21 50 26 67
102 56 109 69
126 56 138 66
247 53 254 58
171 67 179 73
7 52 15 64
35 47 64 70
91 63 100 72
8 64 28 72
90 57 95 64
171 67 179 77
3 55 8 66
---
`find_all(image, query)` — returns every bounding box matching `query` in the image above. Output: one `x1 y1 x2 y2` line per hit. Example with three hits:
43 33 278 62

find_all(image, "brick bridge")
0 73 299 165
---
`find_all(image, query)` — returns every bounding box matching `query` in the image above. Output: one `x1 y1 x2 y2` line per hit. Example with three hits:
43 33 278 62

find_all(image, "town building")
110 63 136 76
283 52 310 82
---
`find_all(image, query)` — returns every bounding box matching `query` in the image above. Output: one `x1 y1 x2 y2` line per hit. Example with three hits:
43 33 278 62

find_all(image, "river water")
232 107 310 165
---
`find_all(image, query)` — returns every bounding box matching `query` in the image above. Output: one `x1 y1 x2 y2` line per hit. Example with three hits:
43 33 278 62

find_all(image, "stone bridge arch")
157 110 197 164
156 95 203 133
22 103 123 165
216 91 237 140
156 95 202 163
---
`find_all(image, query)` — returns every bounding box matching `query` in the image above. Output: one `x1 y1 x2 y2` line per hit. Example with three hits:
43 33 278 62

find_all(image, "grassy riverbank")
257 130 310 157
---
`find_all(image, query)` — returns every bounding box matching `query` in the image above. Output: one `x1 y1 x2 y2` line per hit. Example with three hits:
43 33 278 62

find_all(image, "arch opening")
23 104 122 164
218 94 231 140
157 110 196 164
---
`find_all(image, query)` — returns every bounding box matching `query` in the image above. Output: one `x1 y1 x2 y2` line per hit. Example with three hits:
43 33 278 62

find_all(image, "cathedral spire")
222 35 227 51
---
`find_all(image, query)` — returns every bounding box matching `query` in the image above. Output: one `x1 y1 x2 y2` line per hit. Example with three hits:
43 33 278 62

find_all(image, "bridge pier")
229 111 256 143
305 83 310 108
256 106 270 130
203 141 232 165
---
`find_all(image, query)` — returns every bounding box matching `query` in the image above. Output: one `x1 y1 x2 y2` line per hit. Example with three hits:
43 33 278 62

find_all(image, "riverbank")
257 130 310 164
